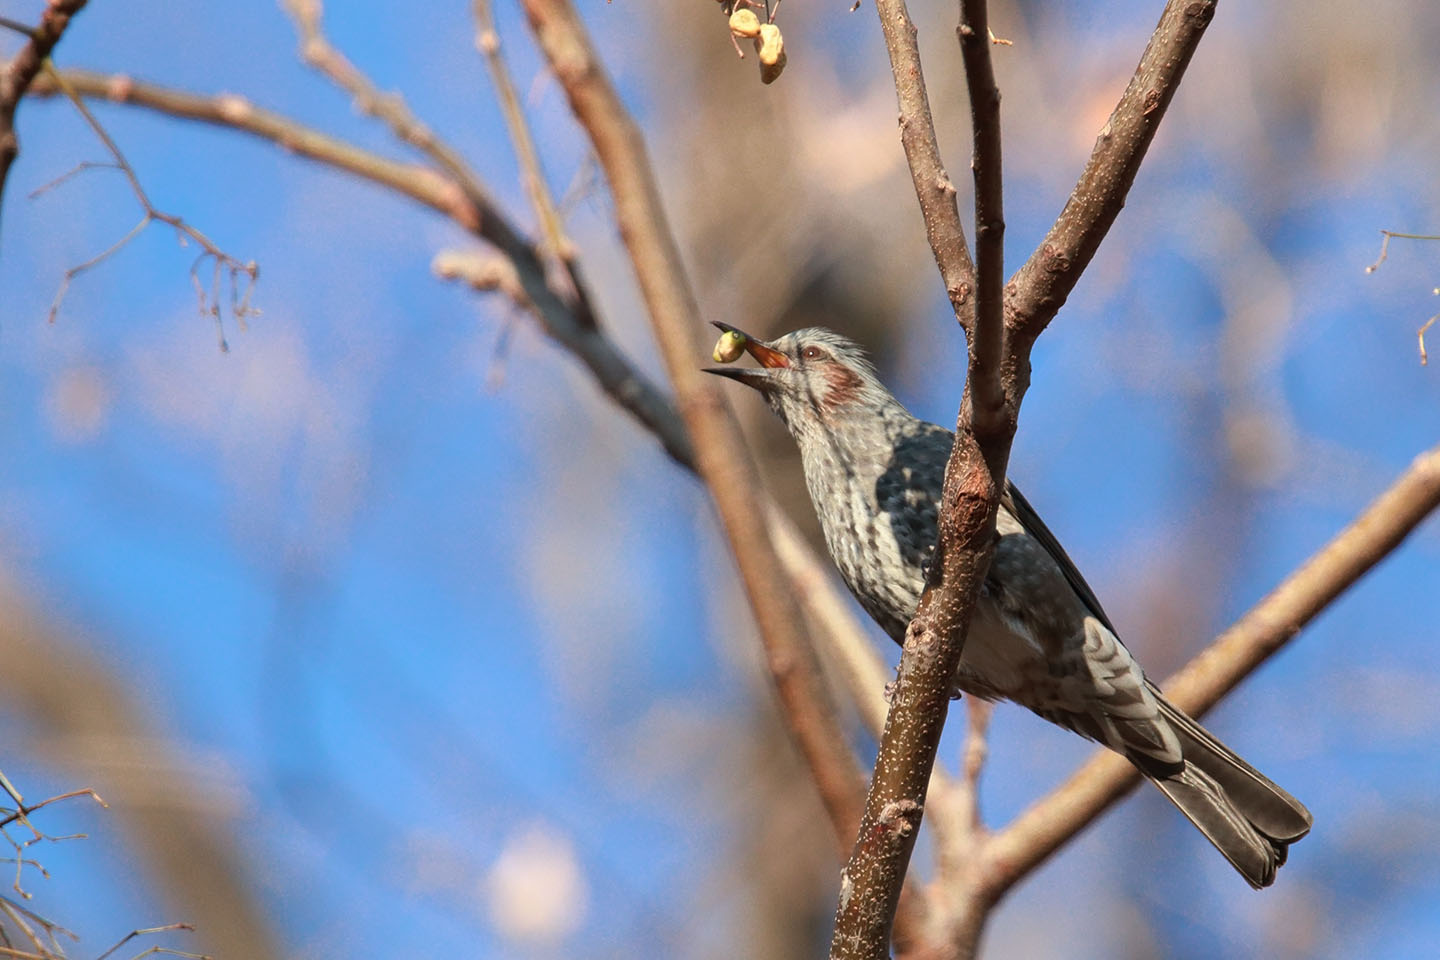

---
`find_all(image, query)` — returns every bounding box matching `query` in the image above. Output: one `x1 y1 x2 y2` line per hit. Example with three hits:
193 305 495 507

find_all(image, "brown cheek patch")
821 363 864 412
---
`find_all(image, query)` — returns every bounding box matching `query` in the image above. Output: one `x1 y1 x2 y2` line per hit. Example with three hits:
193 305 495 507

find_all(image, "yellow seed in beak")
713 330 748 363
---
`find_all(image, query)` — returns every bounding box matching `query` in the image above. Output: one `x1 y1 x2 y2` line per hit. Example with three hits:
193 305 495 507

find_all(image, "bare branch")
0 0 89 221
835 0 1219 955
28 69 687 463
520 0 868 851
1004 0 1216 352
957 0 1005 441
94 923 208 960
829 1 1009 954
869 0 976 328
39 66 258 346
983 442 1440 895
472 0 572 263
1364 229 1440 274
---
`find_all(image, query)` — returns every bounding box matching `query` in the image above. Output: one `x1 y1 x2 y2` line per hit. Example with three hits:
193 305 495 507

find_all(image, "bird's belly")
954 594 1049 701
827 513 1047 701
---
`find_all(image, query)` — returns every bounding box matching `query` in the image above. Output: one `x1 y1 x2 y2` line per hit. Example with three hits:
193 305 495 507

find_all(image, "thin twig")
520 0 868 854
26 159 120 198
39 66 258 345
1361 230 1440 364
30 68 679 460
94 923 208 960
472 0 572 262
1364 229 1440 274
983 442 1440 895
0 0 90 225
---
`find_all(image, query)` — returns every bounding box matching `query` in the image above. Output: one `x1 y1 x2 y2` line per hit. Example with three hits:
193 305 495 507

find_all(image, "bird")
705 323 1312 888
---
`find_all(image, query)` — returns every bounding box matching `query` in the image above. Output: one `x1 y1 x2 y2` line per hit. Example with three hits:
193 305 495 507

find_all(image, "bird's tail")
1140 692 1313 889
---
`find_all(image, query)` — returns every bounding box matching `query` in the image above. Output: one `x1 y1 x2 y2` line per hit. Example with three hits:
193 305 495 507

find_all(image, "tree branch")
869 0 976 329
519 0 869 852
984 442 1440 895
0 0 90 227
836 0 1223 955
1004 0 1216 353
957 0 1005 444
830 3 1008 956
29 68 687 464
471 0 573 265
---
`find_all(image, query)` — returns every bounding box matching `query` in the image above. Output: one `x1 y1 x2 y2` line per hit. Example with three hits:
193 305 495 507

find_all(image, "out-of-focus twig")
472 0 572 263
0 0 89 223
93 923 208 960
1362 230 1440 365
1364 229 1440 274
39 67 258 347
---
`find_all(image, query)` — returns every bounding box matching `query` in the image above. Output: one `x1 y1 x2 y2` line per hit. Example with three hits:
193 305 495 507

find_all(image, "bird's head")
703 323 897 431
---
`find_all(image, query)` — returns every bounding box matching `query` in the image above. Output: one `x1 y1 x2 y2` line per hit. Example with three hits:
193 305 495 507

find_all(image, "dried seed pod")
713 330 748 363
728 8 761 39
755 23 786 83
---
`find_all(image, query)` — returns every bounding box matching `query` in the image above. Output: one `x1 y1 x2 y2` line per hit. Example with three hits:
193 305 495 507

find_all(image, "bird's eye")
801 345 827 361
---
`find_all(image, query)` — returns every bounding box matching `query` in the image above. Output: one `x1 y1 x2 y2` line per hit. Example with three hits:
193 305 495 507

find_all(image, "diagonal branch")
0 0 90 226
471 0 573 264
1004 0 1216 353
869 0 976 330
519 0 868 852
983 442 1440 895
29 68 685 463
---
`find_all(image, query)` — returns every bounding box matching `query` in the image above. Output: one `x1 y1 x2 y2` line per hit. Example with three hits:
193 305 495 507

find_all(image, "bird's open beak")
702 322 788 393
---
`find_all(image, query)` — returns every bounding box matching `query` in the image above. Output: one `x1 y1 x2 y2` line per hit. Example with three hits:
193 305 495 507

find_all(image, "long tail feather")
1137 690 1312 888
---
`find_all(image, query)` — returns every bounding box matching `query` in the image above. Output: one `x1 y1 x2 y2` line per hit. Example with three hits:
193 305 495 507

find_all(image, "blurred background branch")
0 0 89 216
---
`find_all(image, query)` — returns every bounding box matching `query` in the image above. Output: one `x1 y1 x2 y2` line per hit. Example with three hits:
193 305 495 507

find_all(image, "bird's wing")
1002 480 1118 635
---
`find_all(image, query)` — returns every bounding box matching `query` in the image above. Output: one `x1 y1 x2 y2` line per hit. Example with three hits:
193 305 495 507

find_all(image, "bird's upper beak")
702 321 789 393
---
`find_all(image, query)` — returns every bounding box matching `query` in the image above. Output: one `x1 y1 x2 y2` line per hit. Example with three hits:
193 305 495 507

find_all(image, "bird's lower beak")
704 365 781 393
703 322 789 393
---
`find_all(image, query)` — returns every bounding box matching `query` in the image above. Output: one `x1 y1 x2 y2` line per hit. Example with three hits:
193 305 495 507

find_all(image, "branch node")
878 799 923 838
